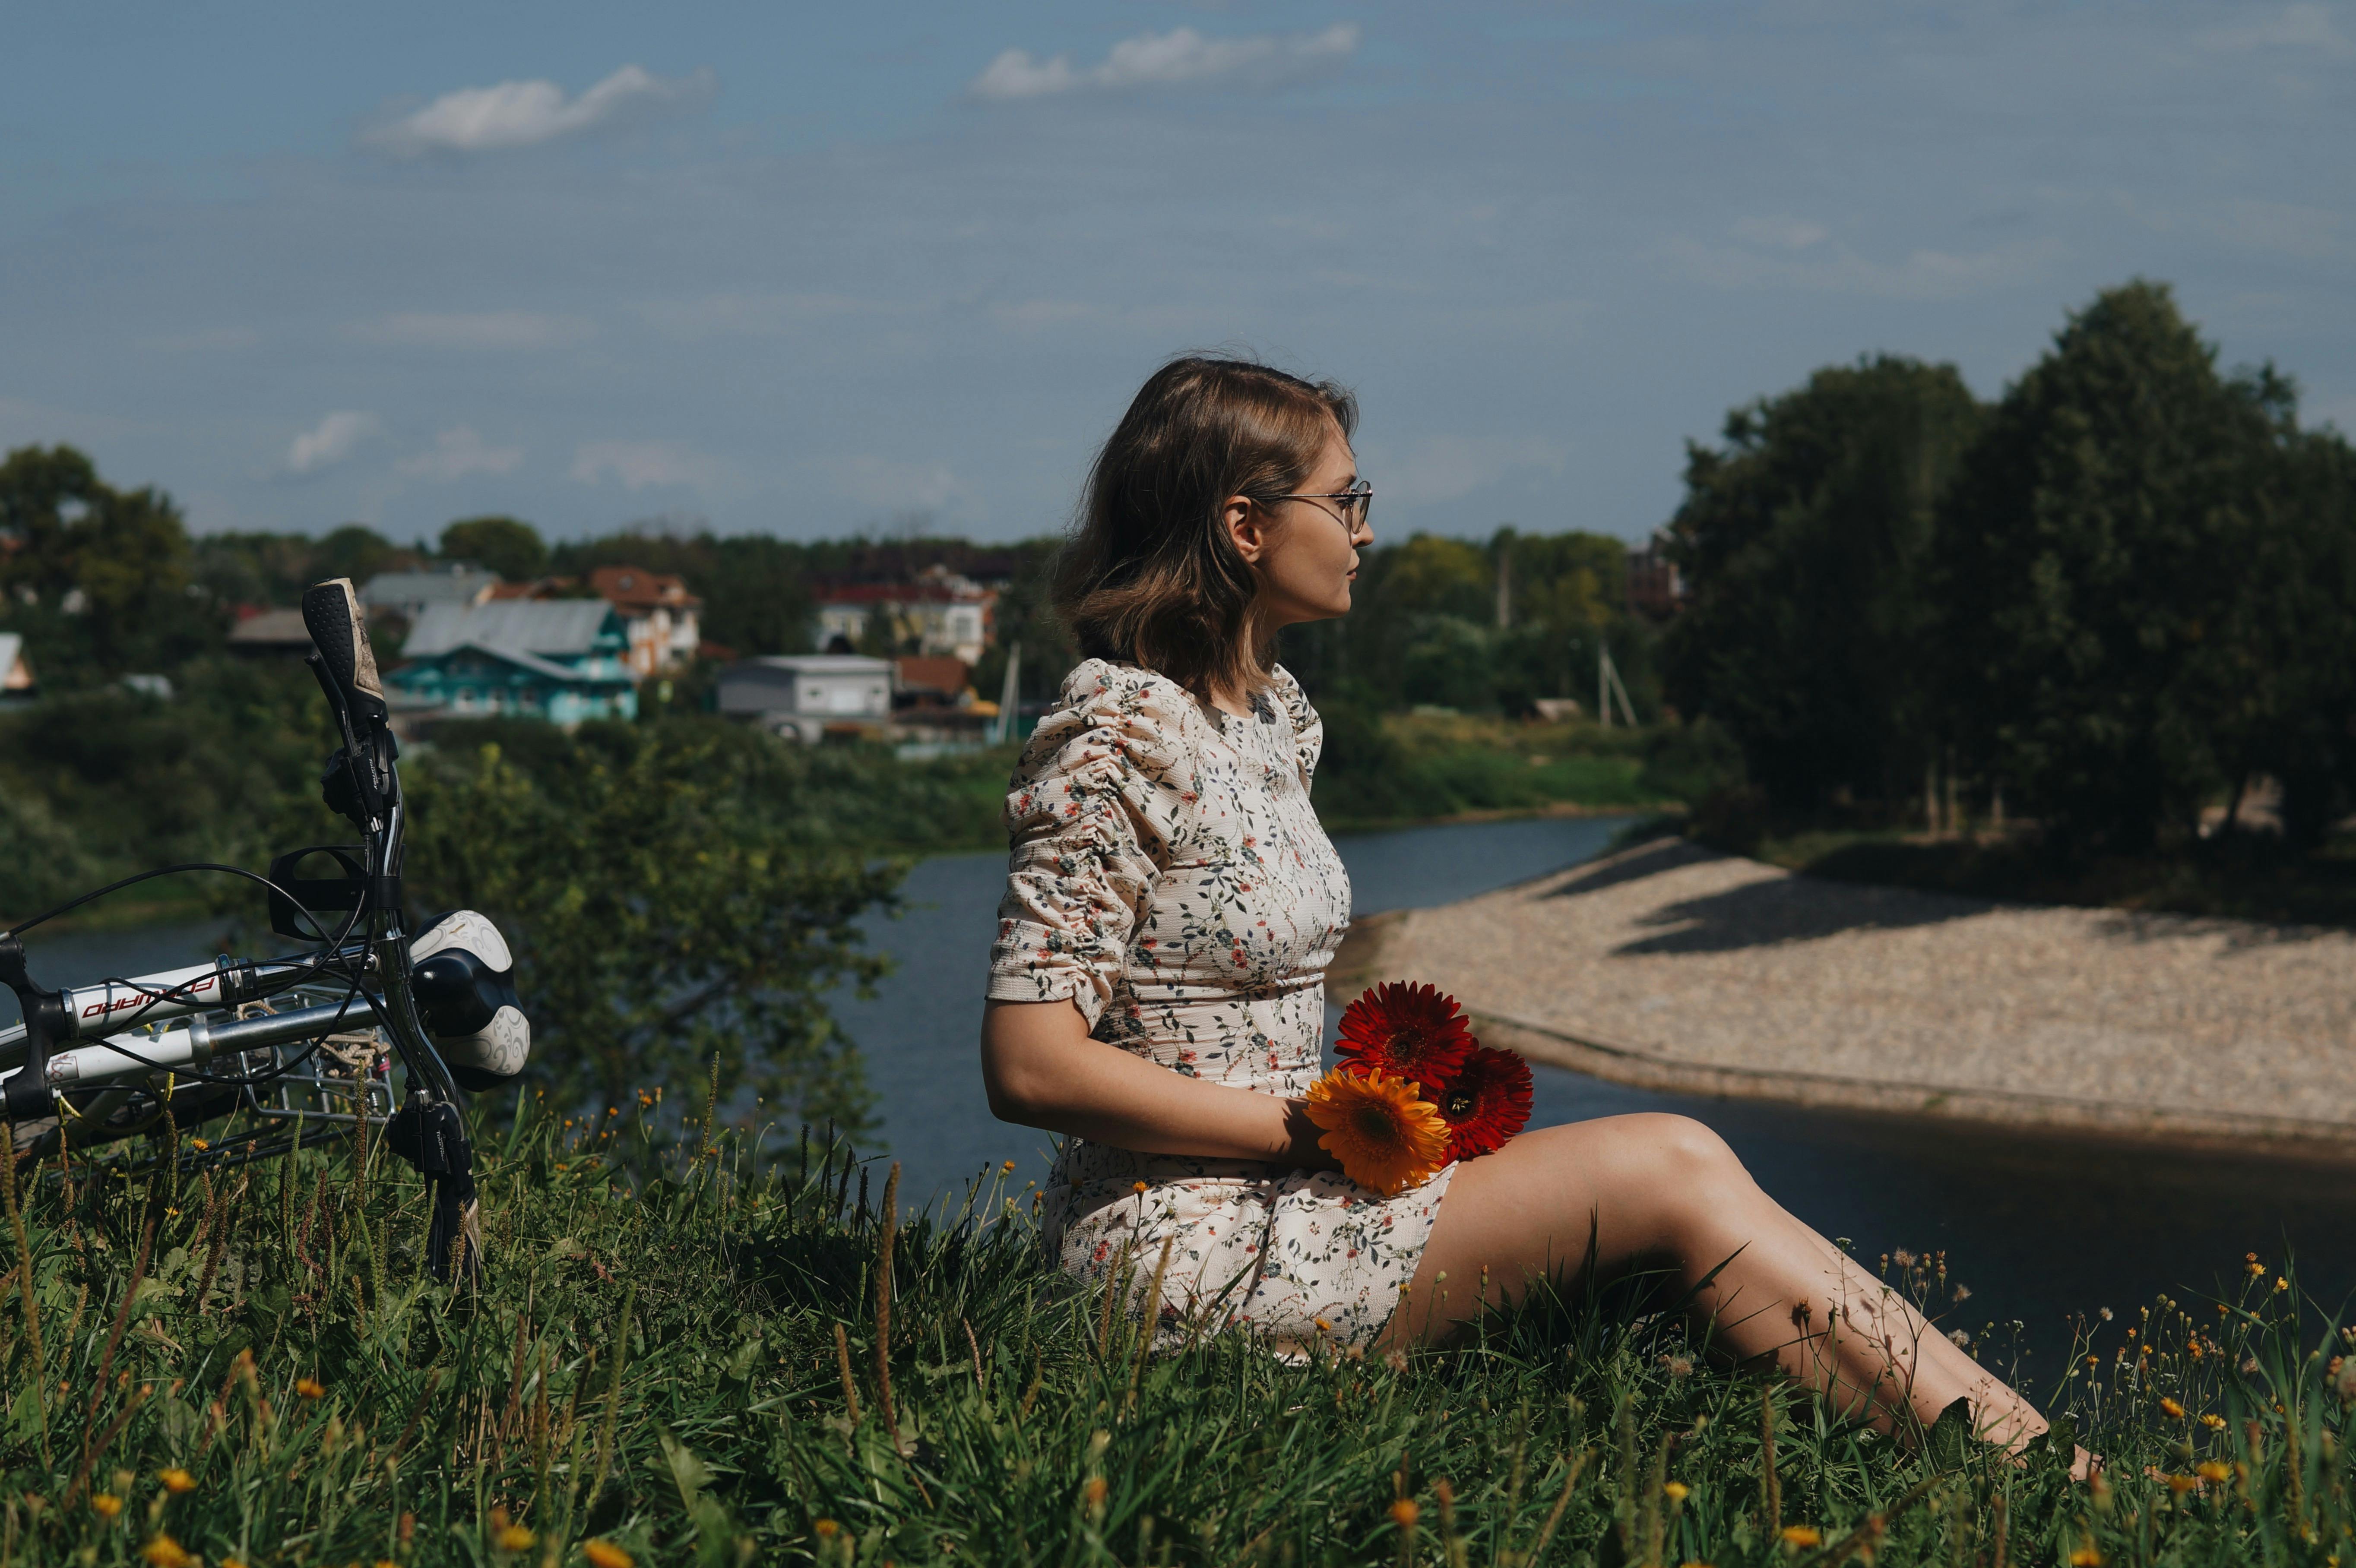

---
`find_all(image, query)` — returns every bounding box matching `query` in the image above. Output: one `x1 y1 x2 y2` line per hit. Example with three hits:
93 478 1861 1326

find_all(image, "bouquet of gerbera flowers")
1302 982 1534 1195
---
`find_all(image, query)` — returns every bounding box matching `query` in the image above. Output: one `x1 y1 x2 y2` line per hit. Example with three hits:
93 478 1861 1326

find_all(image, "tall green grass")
0 1094 2347 1565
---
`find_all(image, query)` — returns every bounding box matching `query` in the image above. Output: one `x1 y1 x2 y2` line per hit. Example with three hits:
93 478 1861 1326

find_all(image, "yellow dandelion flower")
295 1377 326 1399
157 1467 196 1493
190 1138 209 1151
2200 1413 2227 1431
1780 1527 1821 1548
1084 1476 1108 1507
2167 1474 2199 1495
496 1524 536 1551
93 1494 125 1519
813 1520 839 1539
2070 1546 2105 1566
2159 1397 2185 1418
1663 1481 1691 1502
585 1542 635 1568
2275 1277 2290 1293
1302 1068 1449 1196
140 1535 198 1568
1132 1181 1149 1194
1391 1499 1420 1528
2198 1461 2232 1484
1001 1160 1016 1173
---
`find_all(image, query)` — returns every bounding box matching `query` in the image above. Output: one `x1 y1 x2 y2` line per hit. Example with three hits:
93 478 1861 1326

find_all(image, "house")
716 655 893 742
892 656 972 708
814 565 994 664
1625 533 1687 621
587 566 702 676
226 607 318 658
0 634 32 699
359 565 501 623
387 600 638 726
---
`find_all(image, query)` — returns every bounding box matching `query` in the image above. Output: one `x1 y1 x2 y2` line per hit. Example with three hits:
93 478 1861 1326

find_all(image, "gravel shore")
1353 835 2356 1159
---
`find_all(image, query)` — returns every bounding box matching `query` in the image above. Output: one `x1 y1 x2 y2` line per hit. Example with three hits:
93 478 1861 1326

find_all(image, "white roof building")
715 655 893 743
360 566 501 621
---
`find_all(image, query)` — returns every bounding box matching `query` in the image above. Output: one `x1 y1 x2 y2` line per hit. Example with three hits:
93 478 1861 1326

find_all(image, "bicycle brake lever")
0 934 64 1125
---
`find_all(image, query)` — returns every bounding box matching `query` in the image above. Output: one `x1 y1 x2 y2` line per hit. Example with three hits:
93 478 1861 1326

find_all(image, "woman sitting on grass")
979 354 2068 1457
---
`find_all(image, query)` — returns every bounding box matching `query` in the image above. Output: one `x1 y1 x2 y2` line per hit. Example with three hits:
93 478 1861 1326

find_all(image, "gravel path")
1360 836 2356 1156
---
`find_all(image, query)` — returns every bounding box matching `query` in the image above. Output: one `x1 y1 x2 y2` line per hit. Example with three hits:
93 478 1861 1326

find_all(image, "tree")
440 515 548 581
1660 357 1981 813
0 444 217 680
401 721 903 1131
1935 282 2284 851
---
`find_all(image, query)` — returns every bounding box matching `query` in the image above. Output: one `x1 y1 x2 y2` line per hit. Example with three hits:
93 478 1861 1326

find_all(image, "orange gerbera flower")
1304 1067 1450 1196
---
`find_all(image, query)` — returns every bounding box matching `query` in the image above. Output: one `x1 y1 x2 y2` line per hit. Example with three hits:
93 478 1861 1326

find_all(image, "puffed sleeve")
986 661 1200 1028
1268 664 1324 787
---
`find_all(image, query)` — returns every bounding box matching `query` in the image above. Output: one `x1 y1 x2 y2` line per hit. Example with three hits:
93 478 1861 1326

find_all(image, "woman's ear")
1223 494 1269 564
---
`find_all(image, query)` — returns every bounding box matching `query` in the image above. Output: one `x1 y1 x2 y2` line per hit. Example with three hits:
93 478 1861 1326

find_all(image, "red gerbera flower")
1335 982 1476 1094
1431 1046 1534 1161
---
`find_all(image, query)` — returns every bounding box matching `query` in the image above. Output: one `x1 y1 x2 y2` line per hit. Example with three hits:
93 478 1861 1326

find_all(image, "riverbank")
1342 834 2356 1163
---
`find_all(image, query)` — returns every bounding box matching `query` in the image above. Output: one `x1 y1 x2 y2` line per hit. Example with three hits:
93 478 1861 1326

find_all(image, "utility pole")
1597 643 1637 729
992 640 1022 746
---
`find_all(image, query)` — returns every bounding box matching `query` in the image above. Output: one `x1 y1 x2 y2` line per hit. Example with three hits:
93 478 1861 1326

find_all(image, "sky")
3 2 2352 547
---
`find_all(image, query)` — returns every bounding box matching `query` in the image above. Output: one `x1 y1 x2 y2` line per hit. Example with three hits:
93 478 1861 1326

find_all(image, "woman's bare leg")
1380 1113 2050 1448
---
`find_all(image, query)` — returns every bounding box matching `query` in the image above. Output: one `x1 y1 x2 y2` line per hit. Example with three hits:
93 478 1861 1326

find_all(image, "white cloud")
2198 3 2353 55
1371 435 1570 509
971 23 1360 101
1668 232 2067 301
365 65 718 156
346 311 595 349
284 411 379 475
397 427 525 481
147 326 259 353
568 439 725 491
636 291 915 340
827 455 974 514
1731 215 1830 250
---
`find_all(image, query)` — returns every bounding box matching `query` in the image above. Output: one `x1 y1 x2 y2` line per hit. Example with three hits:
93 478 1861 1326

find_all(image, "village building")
388 599 638 727
715 654 893 743
358 564 501 623
586 565 701 676
814 565 994 664
225 607 317 658
484 563 703 677
1625 533 1688 620
0 633 32 701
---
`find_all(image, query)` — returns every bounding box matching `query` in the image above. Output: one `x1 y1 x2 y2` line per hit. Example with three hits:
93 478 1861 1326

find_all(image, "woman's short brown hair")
1054 355 1357 696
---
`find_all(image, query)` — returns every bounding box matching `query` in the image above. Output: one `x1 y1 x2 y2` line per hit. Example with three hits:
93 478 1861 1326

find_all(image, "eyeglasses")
1264 477 1373 532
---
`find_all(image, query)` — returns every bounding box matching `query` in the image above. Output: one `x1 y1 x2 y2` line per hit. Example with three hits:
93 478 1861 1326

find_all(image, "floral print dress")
986 658 1454 1357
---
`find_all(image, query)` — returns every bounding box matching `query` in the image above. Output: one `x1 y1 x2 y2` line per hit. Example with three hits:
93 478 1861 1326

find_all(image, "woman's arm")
982 998 1338 1170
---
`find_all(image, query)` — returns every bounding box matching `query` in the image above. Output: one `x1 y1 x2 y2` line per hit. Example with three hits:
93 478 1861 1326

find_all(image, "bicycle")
0 578 528 1280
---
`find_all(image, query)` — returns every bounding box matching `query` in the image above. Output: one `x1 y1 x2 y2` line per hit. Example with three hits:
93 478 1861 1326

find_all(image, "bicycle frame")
0 578 488 1280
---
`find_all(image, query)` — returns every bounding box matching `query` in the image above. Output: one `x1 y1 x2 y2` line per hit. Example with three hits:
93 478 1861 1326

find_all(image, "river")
12 813 2352 1373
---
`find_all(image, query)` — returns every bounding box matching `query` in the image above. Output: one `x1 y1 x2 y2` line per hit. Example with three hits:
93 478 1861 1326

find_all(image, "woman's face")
1226 422 1371 629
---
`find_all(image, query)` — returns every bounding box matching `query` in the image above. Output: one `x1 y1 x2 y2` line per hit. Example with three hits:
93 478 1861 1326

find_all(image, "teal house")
390 600 639 725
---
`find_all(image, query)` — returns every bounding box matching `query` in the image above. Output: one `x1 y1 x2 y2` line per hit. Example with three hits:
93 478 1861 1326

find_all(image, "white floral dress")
987 658 1454 1357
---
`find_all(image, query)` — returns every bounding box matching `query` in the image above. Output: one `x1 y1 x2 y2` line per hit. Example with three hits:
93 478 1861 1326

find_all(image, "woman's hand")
982 998 1338 1171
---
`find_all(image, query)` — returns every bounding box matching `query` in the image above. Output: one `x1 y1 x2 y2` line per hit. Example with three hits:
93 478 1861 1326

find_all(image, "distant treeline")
1661 279 2356 854
0 444 1658 724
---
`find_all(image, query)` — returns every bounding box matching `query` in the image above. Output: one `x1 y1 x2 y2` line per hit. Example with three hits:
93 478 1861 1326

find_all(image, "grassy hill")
0 1096 2344 1565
